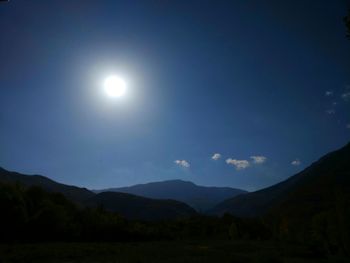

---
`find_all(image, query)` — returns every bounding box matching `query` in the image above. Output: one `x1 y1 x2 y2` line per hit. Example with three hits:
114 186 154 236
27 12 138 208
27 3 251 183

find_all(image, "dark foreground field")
0 240 349 263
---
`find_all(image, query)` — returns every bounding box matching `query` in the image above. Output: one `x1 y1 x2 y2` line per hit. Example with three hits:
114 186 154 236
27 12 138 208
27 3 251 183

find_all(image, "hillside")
86 191 197 220
0 167 94 203
210 142 350 218
95 180 247 211
0 167 196 220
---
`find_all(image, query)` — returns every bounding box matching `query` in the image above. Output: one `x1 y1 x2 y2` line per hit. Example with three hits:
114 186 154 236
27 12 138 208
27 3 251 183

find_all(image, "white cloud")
325 91 333 96
342 92 350 101
291 159 301 166
174 160 190 168
347 124 350 129
250 156 267 164
211 153 221 160
226 158 250 170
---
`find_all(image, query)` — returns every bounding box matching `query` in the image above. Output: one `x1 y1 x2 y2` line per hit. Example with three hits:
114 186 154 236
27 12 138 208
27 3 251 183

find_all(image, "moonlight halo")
104 75 127 98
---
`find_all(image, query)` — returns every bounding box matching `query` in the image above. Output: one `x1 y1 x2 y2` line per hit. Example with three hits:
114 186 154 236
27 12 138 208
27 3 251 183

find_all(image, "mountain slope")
86 192 197 221
0 167 197 220
210 142 350 217
0 167 94 203
94 180 247 211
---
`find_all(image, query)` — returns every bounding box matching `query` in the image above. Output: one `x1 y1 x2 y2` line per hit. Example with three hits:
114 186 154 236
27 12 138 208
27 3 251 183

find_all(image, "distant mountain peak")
130 179 197 186
95 179 247 212
0 166 197 221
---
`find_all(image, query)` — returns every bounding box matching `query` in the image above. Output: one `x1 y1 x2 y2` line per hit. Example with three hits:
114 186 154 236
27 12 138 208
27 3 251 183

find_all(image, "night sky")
0 0 349 191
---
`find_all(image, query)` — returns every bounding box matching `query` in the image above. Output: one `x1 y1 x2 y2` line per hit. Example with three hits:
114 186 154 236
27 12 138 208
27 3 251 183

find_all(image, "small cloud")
347 124 350 129
226 158 250 170
326 109 335 114
174 160 190 168
211 153 221 160
325 91 333 96
332 102 338 106
342 92 350 101
250 156 267 164
291 159 301 166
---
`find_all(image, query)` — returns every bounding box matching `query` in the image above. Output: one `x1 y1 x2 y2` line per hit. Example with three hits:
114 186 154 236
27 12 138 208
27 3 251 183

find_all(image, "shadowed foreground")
0 240 349 263
1 143 350 262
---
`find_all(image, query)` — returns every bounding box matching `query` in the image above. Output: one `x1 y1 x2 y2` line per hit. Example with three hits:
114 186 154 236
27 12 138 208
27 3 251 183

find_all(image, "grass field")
0 240 349 263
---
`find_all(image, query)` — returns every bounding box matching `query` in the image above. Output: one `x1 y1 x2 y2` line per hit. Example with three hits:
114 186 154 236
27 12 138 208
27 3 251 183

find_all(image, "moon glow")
104 75 127 98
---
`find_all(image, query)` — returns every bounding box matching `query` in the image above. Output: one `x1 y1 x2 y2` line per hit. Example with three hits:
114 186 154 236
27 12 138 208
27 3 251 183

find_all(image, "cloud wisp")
250 156 267 164
342 92 350 101
226 158 250 170
291 159 301 166
211 153 221 160
325 91 333 96
174 160 190 168
325 109 336 115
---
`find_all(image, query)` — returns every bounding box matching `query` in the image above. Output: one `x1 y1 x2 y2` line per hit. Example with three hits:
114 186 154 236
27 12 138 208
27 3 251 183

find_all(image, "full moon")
103 75 127 98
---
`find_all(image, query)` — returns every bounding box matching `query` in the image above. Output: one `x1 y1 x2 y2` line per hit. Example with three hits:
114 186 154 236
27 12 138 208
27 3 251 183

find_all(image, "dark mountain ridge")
86 191 197 221
0 167 94 203
210 142 350 218
94 179 247 211
0 167 196 220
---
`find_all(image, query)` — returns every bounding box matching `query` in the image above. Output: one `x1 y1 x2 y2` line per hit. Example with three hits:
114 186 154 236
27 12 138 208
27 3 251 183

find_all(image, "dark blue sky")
0 0 349 191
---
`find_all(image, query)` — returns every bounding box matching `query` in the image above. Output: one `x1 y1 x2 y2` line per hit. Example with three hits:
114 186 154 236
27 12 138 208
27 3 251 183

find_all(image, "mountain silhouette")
210 142 350 218
0 167 94 203
86 191 197 221
94 179 247 211
0 167 196 220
